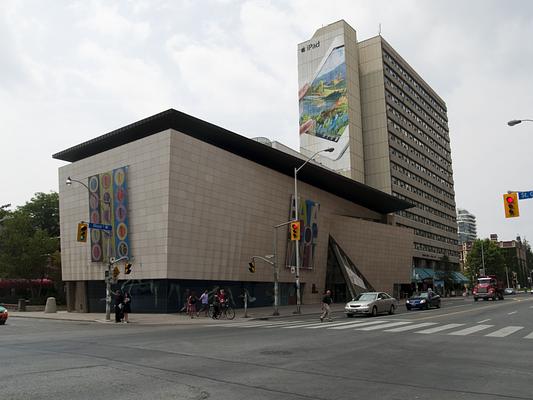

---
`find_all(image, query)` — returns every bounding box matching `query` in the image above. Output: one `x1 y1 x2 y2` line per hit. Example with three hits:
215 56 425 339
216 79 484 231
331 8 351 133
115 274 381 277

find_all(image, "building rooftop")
53 109 413 214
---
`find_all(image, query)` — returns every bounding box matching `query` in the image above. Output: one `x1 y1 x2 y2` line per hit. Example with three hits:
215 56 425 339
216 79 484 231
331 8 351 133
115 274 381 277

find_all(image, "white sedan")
344 292 398 317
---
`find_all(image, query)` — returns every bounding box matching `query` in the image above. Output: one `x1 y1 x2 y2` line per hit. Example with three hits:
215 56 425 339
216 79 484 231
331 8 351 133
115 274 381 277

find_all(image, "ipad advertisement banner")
298 33 350 162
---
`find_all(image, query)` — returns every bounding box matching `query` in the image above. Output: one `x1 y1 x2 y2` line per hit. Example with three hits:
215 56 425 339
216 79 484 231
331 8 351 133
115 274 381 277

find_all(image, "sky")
2 0 533 242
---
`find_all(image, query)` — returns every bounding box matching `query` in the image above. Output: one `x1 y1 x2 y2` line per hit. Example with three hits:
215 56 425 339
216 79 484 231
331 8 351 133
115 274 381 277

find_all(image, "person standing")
320 290 333 322
198 289 209 317
114 289 124 323
123 291 132 323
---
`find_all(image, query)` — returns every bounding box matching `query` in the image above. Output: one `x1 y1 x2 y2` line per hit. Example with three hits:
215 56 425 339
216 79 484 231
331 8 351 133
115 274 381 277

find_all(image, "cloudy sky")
2 0 533 242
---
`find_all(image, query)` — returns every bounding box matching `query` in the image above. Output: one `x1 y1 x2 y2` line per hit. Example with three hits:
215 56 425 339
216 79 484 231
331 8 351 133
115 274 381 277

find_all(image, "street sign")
518 191 533 200
89 222 112 231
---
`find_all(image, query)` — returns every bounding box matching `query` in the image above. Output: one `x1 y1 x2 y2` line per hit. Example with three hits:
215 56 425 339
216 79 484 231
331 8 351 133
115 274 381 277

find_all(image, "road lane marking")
507 311 517 315
354 321 412 331
416 323 465 334
383 322 437 332
329 320 390 330
477 319 491 323
485 326 523 337
448 324 494 336
523 332 533 339
305 320 371 329
283 321 335 329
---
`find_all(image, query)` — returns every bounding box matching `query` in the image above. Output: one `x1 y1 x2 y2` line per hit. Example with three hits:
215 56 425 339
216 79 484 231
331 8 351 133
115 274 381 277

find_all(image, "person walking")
187 291 198 318
198 289 209 317
123 291 132 323
114 289 124 323
320 289 333 322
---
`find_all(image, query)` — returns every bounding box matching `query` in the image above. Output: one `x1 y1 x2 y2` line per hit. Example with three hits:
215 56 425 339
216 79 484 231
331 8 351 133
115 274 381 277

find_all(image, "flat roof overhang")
53 109 413 214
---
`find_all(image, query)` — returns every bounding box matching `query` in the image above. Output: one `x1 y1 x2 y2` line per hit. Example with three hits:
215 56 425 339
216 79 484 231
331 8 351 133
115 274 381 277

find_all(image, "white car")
344 292 398 317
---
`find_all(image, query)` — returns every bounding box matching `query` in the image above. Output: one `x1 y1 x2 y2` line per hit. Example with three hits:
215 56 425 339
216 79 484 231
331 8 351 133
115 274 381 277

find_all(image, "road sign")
89 223 112 231
518 191 533 200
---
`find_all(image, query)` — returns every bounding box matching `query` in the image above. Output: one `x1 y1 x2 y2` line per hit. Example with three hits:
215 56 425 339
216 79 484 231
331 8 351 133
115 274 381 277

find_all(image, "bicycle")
208 302 235 320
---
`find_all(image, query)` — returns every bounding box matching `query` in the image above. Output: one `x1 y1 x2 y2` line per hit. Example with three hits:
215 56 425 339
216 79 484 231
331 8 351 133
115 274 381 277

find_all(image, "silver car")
344 292 398 317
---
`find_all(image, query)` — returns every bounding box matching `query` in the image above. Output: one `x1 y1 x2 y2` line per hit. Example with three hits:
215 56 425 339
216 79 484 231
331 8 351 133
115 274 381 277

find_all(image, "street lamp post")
66 176 114 321
293 147 334 314
508 119 533 126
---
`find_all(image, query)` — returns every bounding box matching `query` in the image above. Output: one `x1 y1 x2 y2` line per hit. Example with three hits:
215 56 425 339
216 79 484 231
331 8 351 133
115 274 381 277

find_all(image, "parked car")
406 292 441 310
0 305 8 325
504 288 516 295
344 292 398 317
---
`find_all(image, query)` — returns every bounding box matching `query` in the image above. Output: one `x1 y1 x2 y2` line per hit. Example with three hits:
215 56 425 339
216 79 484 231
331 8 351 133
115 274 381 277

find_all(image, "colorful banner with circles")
87 166 130 263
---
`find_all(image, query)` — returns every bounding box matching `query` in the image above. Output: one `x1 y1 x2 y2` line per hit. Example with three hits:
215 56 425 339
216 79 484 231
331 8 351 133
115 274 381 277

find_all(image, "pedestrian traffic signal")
503 193 520 218
125 263 132 275
77 222 88 242
290 221 300 241
248 261 256 273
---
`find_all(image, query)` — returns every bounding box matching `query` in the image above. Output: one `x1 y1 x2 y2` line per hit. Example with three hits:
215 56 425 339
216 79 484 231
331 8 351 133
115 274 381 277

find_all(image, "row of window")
382 51 447 120
414 242 460 259
397 209 458 234
389 129 453 186
385 78 448 141
387 106 452 178
392 191 456 223
392 175 455 212
386 102 450 160
391 161 454 200
399 224 459 246
389 149 454 201
386 84 450 153
388 116 450 161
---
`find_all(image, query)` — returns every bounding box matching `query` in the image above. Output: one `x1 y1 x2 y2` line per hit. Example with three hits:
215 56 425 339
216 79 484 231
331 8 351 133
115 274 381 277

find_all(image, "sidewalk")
8 303 346 325
7 296 467 325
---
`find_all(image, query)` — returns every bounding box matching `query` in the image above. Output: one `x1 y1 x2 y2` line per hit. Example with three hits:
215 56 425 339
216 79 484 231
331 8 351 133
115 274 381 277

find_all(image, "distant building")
497 236 528 288
457 208 477 244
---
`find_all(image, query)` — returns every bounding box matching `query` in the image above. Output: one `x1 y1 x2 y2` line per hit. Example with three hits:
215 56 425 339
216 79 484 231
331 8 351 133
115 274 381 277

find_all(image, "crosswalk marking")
355 321 412 331
329 320 390 330
204 320 533 341
384 322 437 332
416 323 464 334
304 320 369 329
485 326 524 337
448 324 494 336
283 321 333 329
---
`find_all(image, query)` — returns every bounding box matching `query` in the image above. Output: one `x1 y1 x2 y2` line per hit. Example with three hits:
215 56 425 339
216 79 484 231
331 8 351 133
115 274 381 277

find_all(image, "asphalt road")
2 294 533 400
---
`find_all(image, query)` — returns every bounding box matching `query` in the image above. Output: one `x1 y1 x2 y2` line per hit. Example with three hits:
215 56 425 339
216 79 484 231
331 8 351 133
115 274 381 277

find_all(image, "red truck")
473 275 504 301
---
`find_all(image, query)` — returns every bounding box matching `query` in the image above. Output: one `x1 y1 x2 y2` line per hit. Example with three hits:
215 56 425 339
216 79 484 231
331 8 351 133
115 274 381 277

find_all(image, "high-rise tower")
298 20 459 268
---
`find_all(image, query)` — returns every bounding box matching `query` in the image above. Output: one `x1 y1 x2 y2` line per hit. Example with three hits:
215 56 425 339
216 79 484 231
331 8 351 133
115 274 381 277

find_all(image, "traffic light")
77 222 88 242
125 263 132 275
503 193 520 218
248 260 256 273
112 266 120 280
290 221 301 241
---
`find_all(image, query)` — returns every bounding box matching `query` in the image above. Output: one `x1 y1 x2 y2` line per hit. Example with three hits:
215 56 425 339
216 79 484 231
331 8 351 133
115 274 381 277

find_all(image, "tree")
465 239 506 283
0 192 60 280
18 192 59 237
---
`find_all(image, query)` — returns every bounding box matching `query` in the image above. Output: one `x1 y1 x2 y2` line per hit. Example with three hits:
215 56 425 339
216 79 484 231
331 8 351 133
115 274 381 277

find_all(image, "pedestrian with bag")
114 289 124 323
123 291 132 323
320 289 333 322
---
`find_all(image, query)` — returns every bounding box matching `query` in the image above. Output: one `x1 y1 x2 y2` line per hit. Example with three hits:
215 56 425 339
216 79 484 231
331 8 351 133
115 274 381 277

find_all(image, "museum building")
53 109 414 312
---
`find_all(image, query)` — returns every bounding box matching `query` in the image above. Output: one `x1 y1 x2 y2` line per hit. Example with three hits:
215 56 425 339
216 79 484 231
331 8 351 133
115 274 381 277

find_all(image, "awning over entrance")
412 268 469 284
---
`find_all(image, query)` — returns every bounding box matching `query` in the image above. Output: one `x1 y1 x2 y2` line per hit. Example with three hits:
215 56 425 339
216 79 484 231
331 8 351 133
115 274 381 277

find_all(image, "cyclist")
213 288 227 319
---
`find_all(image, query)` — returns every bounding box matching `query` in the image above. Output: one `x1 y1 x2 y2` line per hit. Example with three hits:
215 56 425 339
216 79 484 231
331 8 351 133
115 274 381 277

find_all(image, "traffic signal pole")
105 255 129 321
